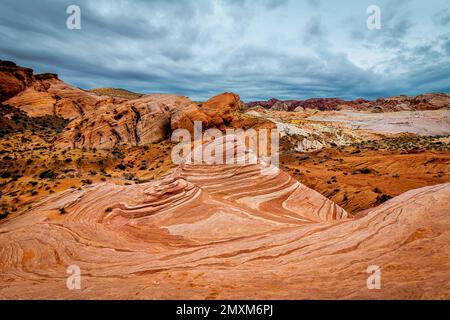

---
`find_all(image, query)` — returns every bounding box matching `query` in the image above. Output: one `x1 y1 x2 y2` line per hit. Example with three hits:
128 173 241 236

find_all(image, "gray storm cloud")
0 0 449 101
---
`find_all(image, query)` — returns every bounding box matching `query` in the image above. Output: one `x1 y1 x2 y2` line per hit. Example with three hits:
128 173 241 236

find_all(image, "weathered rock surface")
5 73 122 120
57 92 244 149
170 103 212 134
56 94 199 149
200 92 242 129
0 60 34 102
170 92 242 133
1 61 123 120
0 136 449 299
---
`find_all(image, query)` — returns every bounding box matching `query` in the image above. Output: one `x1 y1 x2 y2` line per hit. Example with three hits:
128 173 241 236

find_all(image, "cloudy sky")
0 0 449 101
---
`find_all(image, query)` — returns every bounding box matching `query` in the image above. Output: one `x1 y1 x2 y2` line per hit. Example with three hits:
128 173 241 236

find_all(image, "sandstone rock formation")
200 92 242 129
1 61 124 120
0 60 34 102
0 136 449 299
57 92 244 149
171 92 242 133
170 102 212 134
56 94 199 149
5 73 122 119
246 94 450 112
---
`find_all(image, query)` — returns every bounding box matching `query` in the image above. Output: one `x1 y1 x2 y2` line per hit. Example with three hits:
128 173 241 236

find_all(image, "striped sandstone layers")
0 137 449 299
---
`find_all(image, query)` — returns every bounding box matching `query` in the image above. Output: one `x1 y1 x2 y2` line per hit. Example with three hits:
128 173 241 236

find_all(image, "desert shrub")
111 148 125 159
116 164 127 170
81 179 93 185
373 187 382 194
353 168 372 174
378 194 393 203
0 171 11 179
0 211 9 220
39 170 57 180
122 172 135 180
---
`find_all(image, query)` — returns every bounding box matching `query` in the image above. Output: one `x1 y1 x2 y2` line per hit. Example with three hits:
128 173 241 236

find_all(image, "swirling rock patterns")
0 138 449 299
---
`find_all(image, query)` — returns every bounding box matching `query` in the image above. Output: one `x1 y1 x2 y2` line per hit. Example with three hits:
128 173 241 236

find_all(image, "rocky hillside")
246 98 367 112
0 60 125 119
247 93 450 112
0 104 68 138
89 88 143 100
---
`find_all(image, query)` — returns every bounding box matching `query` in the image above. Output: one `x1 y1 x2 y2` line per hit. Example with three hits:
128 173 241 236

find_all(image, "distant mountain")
246 93 450 112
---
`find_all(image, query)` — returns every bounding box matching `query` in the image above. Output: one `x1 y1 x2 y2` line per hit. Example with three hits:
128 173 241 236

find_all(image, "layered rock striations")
0 136 449 299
